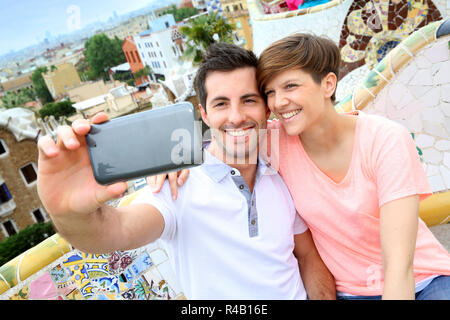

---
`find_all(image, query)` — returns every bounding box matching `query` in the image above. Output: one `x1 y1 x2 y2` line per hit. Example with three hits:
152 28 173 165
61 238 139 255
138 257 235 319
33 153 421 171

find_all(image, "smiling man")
37 43 335 300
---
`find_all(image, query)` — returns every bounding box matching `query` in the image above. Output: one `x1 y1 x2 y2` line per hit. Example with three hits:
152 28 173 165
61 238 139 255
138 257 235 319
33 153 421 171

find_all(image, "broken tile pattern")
5 240 184 300
363 36 450 193
339 0 443 79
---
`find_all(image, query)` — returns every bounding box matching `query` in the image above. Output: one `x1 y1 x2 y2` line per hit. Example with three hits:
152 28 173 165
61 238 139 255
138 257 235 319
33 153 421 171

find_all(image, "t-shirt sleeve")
130 184 177 240
294 211 309 235
372 119 432 208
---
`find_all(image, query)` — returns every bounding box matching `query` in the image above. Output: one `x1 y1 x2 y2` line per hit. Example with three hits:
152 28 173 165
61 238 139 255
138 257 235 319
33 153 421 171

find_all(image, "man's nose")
228 104 246 126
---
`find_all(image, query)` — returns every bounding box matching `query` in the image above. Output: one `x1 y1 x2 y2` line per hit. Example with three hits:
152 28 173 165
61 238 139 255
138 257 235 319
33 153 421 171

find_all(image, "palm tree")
179 11 235 64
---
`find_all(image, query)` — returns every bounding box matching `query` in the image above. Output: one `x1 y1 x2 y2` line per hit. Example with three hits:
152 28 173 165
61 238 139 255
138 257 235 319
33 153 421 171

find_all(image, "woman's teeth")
281 109 301 119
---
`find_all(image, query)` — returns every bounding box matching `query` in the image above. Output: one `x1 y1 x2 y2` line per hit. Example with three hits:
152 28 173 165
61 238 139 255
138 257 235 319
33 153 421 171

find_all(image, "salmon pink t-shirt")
267 112 450 296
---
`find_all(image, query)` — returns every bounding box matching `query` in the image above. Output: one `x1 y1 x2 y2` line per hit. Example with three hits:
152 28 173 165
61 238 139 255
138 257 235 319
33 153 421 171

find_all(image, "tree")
39 100 76 120
134 65 152 84
84 34 126 80
31 67 54 104
162 5 199 22
1 88 35 109
180 12 236 64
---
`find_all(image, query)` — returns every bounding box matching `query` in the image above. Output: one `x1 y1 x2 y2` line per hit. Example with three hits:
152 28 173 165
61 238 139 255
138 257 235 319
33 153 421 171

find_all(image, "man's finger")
168 172 178 200
37 135 59 158
177 169 190 186
57 125 80 150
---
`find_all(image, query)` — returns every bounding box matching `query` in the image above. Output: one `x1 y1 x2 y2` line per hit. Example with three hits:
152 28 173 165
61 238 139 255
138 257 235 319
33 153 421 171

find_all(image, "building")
67 80 117 103
134 26 185 81
68 85 139 121
0 108 54 241
221 0 253 50
0 74 34 94
178 0 194 8
122 36 149 86
42 63 81 100
103 15 149 40
147 14 176 33
192 0 208 11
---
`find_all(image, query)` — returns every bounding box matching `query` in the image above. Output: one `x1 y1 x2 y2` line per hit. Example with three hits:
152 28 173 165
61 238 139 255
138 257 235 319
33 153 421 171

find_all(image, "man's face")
199 67 270 163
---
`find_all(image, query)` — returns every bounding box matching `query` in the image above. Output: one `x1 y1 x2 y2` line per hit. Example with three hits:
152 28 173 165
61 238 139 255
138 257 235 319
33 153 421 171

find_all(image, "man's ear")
198 104 209 126
322 72 337 100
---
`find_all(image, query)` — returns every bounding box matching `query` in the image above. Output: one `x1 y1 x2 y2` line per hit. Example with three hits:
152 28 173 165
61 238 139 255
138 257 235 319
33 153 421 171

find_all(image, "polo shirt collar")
202 148 277 183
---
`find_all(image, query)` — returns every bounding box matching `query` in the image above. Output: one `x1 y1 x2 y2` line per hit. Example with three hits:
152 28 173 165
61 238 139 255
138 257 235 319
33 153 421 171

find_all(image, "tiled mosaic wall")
3 239 185 300
363 35 450 194
249 0 447 101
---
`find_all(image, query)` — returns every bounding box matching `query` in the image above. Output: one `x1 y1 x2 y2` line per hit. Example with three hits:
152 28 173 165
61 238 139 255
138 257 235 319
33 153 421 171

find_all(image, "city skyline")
0 0 178 57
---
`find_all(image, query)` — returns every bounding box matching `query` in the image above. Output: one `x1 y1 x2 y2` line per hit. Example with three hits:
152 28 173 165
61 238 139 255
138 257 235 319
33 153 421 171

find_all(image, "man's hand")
146 169 190 200
37 112 128 219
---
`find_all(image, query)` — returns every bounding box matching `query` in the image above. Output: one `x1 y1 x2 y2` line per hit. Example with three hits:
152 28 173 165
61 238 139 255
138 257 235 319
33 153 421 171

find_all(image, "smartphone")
86 102 203 185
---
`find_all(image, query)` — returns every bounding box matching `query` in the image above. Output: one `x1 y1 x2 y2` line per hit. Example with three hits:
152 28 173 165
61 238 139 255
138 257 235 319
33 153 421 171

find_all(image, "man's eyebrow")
241 93 261 99
209 96 230 103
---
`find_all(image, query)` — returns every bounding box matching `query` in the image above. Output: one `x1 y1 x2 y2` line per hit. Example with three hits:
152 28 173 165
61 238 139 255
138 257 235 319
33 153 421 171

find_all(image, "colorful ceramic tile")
90 276 120 295
65 288 85 300
29 272 59 300
8 286 29 300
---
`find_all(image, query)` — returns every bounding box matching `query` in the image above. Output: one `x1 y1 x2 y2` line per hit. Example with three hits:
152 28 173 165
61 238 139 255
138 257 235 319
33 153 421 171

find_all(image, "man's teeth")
281 109 301 119
226 130 248 137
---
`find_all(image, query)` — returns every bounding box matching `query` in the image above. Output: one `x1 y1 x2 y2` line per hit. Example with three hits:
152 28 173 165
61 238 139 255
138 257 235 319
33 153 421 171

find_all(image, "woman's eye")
286 83 298 89
265 90 274 96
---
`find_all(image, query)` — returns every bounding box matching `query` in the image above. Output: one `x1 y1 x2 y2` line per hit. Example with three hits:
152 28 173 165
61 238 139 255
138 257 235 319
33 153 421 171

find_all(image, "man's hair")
257 33 341 102
194 42 258 108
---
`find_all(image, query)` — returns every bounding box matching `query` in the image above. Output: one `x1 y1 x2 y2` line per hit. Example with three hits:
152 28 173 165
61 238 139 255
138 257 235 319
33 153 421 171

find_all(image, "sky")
0 0 170 56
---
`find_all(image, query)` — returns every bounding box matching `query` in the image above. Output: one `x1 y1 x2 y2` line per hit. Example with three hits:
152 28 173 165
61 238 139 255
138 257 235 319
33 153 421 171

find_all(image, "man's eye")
244 99 256 104
214 102 225 108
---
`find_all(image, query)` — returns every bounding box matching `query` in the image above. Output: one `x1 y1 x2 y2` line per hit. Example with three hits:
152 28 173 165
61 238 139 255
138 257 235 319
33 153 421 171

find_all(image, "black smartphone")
86 102 203 185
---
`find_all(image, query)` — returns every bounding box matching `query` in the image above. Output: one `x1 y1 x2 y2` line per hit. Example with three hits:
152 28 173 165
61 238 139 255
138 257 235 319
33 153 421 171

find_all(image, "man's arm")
50 202 165 254
37 112 165 254
294 230 336 300
380 195 419 300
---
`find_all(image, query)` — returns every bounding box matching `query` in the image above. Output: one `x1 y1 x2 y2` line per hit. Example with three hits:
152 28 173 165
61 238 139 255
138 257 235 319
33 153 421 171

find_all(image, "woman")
256 33 450 299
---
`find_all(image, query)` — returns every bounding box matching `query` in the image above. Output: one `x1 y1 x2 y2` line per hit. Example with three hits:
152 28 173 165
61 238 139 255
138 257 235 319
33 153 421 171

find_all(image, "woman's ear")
322 72 337 100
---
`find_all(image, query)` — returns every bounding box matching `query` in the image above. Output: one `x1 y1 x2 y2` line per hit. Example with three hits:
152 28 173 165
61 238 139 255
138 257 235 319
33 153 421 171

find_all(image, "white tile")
442 102 450 116
388 83 409 108
407 113 423 132
422 148 443 164
157 260 183 295
408 85 432 100
442 85 450 102
434 62 450 85
149 249 168 265
440 165 450 189
444 152 450 169
422 107 445 123
427 174 446 193
414 134 435 148
419 88 441 108
422 120 448 139
397 63 418 84
424 42 450 63
435 140 450 151
426 164 440 176
409 69 433 86
415 55 432 69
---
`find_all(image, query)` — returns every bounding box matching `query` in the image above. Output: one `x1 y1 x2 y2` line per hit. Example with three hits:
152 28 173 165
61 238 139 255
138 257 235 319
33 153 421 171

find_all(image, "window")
130 51 136 63
19 162 38 186
156 41 159 47
240 3 243 10
31 208 47 223
2 220 17 237
160 51 163 57
226 6 230 12
0 183 12 204
233 4 239 11
0 139 8 157
165 22 169 28
135 51 141 63
163 61 167 68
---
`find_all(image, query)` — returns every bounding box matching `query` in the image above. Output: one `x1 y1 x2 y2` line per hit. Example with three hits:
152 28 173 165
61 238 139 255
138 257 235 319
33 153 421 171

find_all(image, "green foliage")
0 222 56 266
84 34 126 80
1 88 36 109
39 100 76 120
180 12 236 64
31 67 54 104
162 5 199 22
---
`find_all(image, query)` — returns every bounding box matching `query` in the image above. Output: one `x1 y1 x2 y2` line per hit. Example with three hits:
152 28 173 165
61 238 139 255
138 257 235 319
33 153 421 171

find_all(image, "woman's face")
263 68 331 136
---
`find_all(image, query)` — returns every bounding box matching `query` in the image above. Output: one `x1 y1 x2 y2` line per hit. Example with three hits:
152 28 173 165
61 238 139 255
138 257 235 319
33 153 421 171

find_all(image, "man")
37 43 335 300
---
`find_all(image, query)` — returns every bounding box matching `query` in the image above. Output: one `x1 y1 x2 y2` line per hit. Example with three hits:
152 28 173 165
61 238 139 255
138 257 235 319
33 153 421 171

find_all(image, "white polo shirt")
132 150 308 300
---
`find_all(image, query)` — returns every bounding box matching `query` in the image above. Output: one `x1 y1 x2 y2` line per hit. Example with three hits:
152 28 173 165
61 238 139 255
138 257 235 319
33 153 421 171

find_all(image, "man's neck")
206 141 258 192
